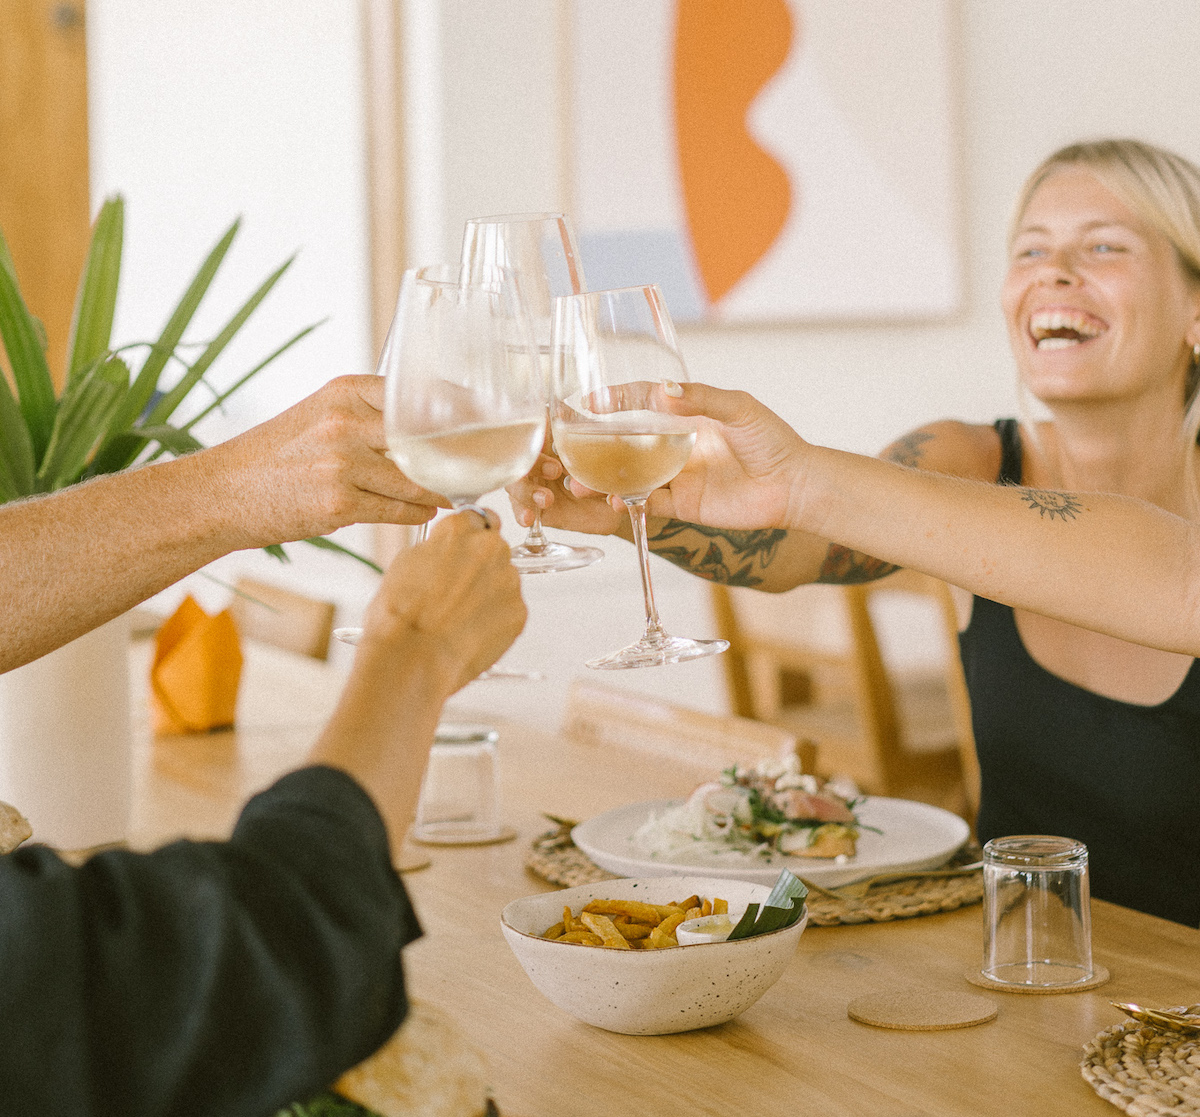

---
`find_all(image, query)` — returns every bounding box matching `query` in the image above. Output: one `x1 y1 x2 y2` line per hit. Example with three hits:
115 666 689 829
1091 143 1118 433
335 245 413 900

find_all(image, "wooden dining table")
128 638 1200 1117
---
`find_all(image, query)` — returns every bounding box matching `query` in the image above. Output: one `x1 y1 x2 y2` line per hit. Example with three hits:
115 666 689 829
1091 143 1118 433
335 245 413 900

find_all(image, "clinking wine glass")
331 264 545 671
550 284 729 669
460 213 603 574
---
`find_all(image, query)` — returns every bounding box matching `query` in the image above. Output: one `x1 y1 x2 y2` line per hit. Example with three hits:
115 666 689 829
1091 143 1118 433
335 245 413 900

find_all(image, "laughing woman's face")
1001 167 1200 409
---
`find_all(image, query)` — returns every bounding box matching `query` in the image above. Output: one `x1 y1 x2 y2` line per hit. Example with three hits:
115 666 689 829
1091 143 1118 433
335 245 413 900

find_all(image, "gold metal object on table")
1110 1002 1200 1034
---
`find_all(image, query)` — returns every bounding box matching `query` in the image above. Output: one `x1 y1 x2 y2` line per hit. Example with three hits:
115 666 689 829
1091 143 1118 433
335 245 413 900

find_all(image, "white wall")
87 0 383 657
86 0 1200 729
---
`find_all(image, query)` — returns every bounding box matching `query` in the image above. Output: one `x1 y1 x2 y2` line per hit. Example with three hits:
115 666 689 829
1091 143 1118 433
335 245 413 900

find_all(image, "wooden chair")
712 571 979 820
228 579 337 661
562 678 816 774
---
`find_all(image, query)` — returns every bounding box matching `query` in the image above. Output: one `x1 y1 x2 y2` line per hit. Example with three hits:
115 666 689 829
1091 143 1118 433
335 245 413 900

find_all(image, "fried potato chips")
542 894 728 949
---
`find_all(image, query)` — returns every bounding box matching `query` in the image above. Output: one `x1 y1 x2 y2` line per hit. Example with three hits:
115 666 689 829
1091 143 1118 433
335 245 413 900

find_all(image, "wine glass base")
586 635 729 671
510 539 603 574
475 665 545 682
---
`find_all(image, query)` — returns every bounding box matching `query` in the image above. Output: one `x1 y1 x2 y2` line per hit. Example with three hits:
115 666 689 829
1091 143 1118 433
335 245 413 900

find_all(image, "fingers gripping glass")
332 264 545 680
550 285 728 669
461 213 603 574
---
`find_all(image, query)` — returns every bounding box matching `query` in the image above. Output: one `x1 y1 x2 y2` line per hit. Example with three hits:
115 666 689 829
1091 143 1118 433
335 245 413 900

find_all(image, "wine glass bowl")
383 263 546 509
461 213 603 574
331 263 546 668
550 285 728 670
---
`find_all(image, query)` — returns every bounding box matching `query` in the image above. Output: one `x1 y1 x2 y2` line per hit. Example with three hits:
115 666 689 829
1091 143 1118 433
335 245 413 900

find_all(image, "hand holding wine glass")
332 264 545 658
550 284 728 669
461 213 602 573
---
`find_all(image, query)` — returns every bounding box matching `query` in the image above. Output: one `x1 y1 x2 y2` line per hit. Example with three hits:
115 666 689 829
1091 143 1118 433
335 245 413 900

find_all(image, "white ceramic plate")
572 796 970 888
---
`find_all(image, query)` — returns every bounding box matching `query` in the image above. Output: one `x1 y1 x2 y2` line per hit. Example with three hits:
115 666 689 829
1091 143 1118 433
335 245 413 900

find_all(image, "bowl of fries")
500 875 806 1035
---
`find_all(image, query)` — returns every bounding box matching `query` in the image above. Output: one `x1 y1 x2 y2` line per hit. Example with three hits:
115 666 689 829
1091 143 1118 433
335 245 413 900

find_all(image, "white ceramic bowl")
500 875 807 1035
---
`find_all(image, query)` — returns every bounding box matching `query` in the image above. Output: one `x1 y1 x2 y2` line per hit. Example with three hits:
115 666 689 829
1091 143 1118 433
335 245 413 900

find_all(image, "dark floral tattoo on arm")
648 521 787 587
1019 488 1083 521
817 545 900 584
882 430 935 468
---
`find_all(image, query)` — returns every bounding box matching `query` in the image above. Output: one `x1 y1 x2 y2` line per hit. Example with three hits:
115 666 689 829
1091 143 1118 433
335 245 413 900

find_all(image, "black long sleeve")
0 765 420 1116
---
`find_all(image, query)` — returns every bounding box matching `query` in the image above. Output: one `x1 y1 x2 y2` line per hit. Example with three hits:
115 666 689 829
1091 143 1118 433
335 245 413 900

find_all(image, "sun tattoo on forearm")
648 521 786 587
1020 488 1083 521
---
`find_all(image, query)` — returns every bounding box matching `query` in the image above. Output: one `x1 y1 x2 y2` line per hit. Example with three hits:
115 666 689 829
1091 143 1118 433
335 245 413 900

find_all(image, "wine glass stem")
524 509 549 549
625 498 666 641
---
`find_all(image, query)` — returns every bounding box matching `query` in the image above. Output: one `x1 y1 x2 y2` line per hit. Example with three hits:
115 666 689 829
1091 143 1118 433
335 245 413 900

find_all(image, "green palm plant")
0 194 379 570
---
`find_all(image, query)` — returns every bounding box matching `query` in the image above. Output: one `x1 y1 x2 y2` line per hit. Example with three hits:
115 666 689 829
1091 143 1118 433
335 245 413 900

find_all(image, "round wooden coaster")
965 963 1110 994
1082 1006 1200 1115
410 825 517 848
848 988 998 1031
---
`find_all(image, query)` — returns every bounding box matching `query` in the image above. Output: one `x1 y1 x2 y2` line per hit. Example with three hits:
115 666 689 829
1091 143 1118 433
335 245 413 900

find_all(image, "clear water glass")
982 834 1093 988
412 723 503 844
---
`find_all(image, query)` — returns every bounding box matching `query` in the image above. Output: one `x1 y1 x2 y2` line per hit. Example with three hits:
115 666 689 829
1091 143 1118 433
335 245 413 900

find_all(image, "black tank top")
959 419 1200 925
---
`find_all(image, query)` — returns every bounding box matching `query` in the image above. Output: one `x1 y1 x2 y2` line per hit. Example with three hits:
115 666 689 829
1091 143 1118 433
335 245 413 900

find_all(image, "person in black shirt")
513 138 1200 925
0 509 525 1114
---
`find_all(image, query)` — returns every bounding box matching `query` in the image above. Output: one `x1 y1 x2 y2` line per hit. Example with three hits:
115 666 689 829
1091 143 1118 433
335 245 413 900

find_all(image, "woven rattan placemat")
1081 1008 1200 1115
524 822 983 925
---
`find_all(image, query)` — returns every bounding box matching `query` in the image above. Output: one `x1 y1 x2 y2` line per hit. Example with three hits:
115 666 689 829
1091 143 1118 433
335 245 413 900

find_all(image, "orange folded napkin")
151 596 244 734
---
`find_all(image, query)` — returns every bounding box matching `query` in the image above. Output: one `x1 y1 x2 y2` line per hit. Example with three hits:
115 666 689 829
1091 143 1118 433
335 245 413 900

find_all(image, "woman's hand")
505 442 629 538
359 509 527 694
643 382 809 529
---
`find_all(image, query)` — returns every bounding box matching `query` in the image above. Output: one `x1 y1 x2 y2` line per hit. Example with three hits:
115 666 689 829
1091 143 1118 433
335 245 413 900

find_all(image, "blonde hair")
1009 139 1200 482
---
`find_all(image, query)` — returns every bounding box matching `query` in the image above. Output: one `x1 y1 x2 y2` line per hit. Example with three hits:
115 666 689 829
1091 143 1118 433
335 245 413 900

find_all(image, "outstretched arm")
0 375 448 672
0 511 526 1114
647 382 1200 656
509 396 990 592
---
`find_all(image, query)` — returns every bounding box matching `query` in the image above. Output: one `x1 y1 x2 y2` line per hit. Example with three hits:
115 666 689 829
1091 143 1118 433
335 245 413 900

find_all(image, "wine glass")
331 264 545 662
461 213 603 574
550 284 729 669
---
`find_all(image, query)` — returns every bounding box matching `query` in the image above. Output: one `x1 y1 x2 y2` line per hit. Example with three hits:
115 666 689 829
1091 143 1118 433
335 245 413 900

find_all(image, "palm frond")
91 217 242 474
36 357 129 491
65 197 123 388
145 254 295 427
0 227 56 461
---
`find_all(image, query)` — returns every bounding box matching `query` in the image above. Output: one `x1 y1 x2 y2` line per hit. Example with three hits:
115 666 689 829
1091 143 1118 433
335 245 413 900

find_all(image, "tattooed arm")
640 423 994 591
641 383 1200 655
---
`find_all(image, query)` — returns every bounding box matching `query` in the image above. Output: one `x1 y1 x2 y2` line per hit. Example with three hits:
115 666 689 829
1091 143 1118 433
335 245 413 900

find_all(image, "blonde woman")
515 139 1200 925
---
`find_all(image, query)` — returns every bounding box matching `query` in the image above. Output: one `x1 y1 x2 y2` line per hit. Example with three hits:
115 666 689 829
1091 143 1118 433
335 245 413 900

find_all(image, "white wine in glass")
331 264 545 666
461 213 603 574
551 284 728 670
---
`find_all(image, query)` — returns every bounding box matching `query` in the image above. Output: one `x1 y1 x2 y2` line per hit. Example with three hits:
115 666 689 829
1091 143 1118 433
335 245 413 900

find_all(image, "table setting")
109 205 1200 1116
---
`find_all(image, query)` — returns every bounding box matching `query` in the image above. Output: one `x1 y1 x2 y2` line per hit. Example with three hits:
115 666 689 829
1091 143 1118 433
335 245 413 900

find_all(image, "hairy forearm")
797 446 1200 655
0 451 253 672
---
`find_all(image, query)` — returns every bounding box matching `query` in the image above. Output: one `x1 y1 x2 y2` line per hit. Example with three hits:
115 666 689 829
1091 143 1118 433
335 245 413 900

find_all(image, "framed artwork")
566 0 961 324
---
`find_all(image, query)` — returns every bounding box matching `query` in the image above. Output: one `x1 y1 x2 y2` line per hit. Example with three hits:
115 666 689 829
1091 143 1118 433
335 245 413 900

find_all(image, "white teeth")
1037 337 1079 350
1029 309 1103 340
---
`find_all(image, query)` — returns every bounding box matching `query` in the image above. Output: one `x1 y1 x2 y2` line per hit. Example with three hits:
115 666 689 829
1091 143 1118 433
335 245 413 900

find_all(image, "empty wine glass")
461 213 603 574
331 264 545 664
550 284 729 669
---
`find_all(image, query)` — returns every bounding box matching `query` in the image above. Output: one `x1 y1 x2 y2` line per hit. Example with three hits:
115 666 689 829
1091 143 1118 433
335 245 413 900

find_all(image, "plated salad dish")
632 758 870 864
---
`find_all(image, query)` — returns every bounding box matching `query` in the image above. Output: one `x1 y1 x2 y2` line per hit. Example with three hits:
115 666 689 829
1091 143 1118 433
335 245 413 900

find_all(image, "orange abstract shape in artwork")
673 0 795 307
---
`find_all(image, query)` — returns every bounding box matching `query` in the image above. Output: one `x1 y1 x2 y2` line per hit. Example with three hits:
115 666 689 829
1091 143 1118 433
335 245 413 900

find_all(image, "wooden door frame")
0 0 91 390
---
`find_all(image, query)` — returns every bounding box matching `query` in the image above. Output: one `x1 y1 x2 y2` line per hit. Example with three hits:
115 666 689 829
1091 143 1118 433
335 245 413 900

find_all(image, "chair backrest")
228 578 337 661
561 678 815 774
712 571 979 817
